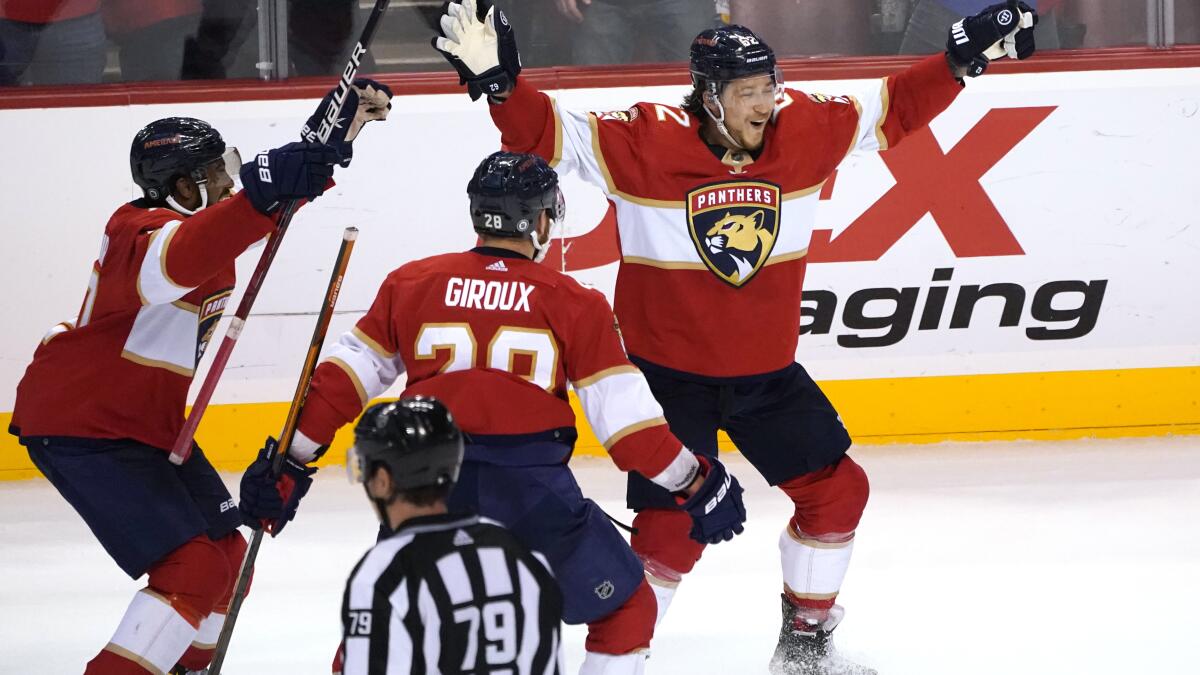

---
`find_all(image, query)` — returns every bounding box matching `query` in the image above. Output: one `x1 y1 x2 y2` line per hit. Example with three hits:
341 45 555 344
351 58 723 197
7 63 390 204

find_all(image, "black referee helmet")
350 397 464 493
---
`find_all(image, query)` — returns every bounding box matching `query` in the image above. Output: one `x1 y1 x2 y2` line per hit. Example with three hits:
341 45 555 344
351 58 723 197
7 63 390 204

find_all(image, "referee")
338 397 564 675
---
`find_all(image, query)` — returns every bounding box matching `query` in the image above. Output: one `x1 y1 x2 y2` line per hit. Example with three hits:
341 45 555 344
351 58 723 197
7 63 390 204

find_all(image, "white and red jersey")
298 248 696 487
10 193 278 450
490 54 963 379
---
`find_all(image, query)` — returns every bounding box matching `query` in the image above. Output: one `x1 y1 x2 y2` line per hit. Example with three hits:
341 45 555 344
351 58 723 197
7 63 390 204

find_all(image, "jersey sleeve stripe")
875 78 892 151
41 321 74 345
574 369 669 448
352 326 396 358
571 364 640 389
845 96 865 159
585 114 683 209
323 331 406 404
120 301 203 376
136 220 196 306
327 357 369 407
604 417 668 450
550 98 564 167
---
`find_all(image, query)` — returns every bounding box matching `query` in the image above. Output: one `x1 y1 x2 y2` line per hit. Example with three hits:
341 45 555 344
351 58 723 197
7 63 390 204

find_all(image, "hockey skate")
767 596 876 675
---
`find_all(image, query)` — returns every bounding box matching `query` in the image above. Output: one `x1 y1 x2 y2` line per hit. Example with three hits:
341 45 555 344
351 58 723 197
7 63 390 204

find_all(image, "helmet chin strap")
531 216 558 263
368 484 399 530
165 183 209 216
703 90 746 151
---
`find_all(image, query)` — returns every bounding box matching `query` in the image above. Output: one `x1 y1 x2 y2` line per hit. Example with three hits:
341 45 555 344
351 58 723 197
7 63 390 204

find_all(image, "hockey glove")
432 0 522 101
238 436 317 536
300 78 393 168
677 455 747 544
946 1 1037 77
238 141 339 215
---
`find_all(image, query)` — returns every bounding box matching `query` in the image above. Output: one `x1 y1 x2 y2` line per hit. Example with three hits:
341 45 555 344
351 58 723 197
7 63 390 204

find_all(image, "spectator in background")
289 0 356 76
900 0 1061 54
554 0 715 65
103 0 201 81
0 0 106 85
182 0 258 80
732 0 875 56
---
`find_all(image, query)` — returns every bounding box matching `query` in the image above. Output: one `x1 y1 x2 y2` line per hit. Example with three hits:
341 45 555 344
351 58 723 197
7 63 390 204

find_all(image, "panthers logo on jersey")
686 180 780 287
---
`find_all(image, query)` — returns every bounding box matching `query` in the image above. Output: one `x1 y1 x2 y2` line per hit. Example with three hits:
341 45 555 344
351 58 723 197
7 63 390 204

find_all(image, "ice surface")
2 437 1198 674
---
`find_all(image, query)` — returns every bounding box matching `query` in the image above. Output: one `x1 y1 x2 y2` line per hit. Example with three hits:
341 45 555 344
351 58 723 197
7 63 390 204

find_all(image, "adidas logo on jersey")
445 277 534 312
453 530 474 547
485 260 508 272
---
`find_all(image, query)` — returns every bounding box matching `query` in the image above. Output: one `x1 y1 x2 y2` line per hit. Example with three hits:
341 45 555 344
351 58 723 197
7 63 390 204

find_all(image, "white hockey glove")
432 0 522 101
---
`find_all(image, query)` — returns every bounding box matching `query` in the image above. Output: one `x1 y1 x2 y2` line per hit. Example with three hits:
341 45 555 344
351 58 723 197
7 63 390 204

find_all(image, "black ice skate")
767 595 877 675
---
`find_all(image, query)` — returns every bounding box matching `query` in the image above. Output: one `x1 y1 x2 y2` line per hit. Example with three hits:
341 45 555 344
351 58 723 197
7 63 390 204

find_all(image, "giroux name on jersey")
444 277 535 312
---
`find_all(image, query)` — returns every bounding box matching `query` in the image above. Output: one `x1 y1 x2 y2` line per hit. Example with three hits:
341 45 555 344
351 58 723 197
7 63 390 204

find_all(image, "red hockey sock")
585 579 657 654
175 532 248 671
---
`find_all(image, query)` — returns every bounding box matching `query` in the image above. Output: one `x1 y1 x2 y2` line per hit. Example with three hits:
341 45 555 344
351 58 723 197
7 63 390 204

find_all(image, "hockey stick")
208 226 358 674
168 0 394 465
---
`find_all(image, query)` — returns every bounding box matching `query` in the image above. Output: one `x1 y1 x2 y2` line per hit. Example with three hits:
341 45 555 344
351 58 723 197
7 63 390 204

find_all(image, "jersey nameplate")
686 181 781 287
445 277 534 312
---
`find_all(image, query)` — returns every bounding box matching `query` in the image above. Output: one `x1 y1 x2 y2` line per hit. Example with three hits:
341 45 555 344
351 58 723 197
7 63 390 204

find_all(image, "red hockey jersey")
297 248 690 483
10 193 278 450
490 54 963 378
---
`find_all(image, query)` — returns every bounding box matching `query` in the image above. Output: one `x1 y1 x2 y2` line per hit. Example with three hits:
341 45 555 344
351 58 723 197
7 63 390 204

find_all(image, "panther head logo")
687 181 781 287
704 210 776 283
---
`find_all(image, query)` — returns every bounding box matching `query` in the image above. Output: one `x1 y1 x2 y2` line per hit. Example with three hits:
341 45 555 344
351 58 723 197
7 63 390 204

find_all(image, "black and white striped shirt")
341 513 564 674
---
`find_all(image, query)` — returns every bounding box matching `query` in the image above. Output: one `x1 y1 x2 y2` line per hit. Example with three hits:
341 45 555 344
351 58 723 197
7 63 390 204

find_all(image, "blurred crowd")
1 0 1196 87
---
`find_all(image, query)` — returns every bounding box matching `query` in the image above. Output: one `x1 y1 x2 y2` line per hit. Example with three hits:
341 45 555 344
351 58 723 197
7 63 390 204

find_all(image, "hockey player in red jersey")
8 82 390 675
246 151 747 675
432 2 1037 673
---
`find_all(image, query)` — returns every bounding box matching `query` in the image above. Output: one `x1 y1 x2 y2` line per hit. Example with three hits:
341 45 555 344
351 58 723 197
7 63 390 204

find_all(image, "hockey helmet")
689 25 778 90
130 117 238 203
467 151 565 240
349 397 464 493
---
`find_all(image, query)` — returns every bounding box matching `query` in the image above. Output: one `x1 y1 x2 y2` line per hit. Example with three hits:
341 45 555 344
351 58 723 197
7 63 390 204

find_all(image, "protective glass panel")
0 0 262 86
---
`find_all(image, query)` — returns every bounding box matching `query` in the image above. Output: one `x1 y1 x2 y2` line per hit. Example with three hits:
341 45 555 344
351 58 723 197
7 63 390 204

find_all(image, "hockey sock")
585 579 656 655
777 457 870 616
176 532 248 670
630 509 705 626
175 612 224 670
778 522 854 613
85 589 200 674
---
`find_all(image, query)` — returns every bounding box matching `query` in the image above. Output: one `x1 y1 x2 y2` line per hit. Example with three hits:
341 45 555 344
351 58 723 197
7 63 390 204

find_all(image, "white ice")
2 437 1198 674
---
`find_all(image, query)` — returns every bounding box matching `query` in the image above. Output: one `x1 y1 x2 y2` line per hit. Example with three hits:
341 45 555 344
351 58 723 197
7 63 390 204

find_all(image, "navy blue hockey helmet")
349 397 464 493
689 25 778 90
467 151 565 239
130 117 227 202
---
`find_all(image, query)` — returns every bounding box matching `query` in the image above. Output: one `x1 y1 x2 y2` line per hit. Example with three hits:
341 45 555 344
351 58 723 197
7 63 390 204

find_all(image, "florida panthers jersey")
9 194 278 450
298 248 690 483
490 54 963 378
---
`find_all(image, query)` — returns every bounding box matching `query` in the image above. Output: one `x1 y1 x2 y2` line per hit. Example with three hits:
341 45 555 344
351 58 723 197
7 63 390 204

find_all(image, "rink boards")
1 62 1198 478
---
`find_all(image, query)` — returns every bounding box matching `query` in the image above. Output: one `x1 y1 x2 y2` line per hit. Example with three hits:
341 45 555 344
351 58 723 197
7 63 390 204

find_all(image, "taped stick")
208 226 358 674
